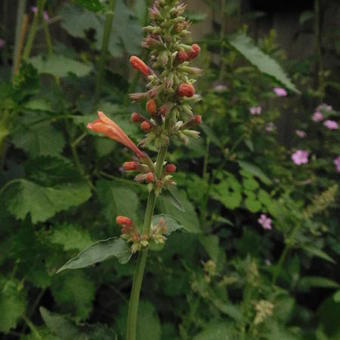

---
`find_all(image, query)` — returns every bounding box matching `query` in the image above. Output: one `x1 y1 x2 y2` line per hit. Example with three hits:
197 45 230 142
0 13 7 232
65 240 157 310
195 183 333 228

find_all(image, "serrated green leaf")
0 279 26 333
50 224 93 252
30 55 92 78
229 33 299 93
3 179 91 224
57 237 131 273
238 160 272 185
158 190 200 233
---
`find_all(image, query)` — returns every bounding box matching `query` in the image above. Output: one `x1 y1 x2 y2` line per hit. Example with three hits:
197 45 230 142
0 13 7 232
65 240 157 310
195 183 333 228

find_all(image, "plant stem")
314 0 324 99
126 144 168 340
94 0 115 105
22 0 46 60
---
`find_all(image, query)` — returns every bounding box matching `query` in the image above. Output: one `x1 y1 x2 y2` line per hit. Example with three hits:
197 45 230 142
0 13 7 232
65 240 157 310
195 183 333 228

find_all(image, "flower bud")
140 121 152 132
178 83 195 97
177 51 189 63
131 112 142 123
145 172 154 183
188 44 200 60
159 104 169 117
146 99 157 116
116 216 132 226
165 164 176 173
129 56 150 77
123 161 138 171
193 115 202 124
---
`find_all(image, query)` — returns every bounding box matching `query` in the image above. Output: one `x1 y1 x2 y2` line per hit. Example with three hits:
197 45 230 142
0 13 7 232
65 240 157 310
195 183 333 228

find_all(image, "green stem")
94 0 115 105
22 315 41 340
22 0 45 60
42 17 53 55
126 144 168 340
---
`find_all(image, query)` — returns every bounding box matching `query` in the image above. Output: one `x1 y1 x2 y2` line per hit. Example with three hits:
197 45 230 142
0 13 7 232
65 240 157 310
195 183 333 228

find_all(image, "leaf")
334 291 340 303
199 235 219 263
75 0 105 12
244 197 262 213
228 33 299 93
12 122 65 157
158 190 201 233
136 302 161 340
200 123 221 147
40 307 81 339
24 98 53 111
298 276 339 291
193 322 237 340
299 10 314 25
50 224 93 252
57 237 131 273
238 160 272 185
3 179 91 224
0 279 26 333
152 214 183 235
302 245 335 264
51 271 95 321
30 55 92 78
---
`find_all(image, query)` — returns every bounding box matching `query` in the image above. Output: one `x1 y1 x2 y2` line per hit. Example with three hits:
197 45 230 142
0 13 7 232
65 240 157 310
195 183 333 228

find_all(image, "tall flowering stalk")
88 1 201 339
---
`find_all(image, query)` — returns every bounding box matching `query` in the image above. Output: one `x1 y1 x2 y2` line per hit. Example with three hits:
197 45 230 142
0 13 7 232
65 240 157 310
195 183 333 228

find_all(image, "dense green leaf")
57 237 131 273
30 55 92 78
3 179 91 224
0 279 26 333
229 33 299 93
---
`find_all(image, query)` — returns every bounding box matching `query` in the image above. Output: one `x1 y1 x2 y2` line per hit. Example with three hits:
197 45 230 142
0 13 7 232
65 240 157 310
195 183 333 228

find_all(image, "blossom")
193 115 202 124
0 39 5 49
291 150 309 165
324 120 338 130
178 83 195 97
123 161 139 171
295 130 306 138
213 84 228 93
146 99 157 116
165 164 176 173
273 87 287 97
312 111 323 122
258 214 272 230
316 103 333 112
334 157 340 173
87 111 145 158
249 106 262 115
140 121 152 132
265 122 276 132
188 44 201 60
31 7 49 21
129 56 150 76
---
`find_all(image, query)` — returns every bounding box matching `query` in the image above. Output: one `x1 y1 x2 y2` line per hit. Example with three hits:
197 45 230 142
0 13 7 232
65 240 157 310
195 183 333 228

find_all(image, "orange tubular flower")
87 111 145 159
178 83 195 97
129 56 150 77
146 99 157 116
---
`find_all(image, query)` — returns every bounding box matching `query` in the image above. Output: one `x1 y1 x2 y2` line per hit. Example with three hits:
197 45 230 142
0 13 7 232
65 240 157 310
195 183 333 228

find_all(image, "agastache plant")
87 1 201 339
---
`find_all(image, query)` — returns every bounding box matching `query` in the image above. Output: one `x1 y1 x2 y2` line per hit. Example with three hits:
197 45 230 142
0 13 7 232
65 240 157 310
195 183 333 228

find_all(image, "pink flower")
31 7 49 21
292 150 309 165
265 122 276 132
249 106 262 115
295 130 306 138
273 87 287 97
316 103 333 112
312 111 323 122
334 157 340 173
0 38 5 49
87 111 145 159
324 120 338 130
258 214 272 230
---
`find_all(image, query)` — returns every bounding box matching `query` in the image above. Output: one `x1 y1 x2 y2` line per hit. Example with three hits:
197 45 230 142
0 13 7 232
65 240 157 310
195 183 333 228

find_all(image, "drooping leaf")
229 33 299 93
30 55 92 78
3 179 91 224
238 160 272 185
0 279 26 334
57 237 131 273
302 245 336 264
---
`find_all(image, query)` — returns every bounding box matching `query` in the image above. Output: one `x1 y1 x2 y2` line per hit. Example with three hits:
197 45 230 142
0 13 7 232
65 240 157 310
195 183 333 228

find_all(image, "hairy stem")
126 144 168 340
94 0 115 105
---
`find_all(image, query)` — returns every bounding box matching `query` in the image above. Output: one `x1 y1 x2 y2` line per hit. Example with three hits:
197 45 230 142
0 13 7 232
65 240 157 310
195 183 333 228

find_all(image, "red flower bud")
159 104 168 117
177 51 189 63
116 216 132 226
165 164 176 173
178 83 195 97
193 115 202 125
146 99 157 116
123 161 138 171
188 44 201 60
145 172 154 183
129 56 150 77
140 121 152 132
131 112 142 123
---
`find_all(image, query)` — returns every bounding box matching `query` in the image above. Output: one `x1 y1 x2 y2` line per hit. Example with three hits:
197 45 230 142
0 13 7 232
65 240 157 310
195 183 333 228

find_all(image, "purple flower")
296 130 306 138
312 111 324 122
273 87 287 97
292 150 309 165
265 122 276 133
258 214 272 230
249 106 262 115
334 157 340 173
0 38 5 49
31 7 49 21
324 120 338 130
